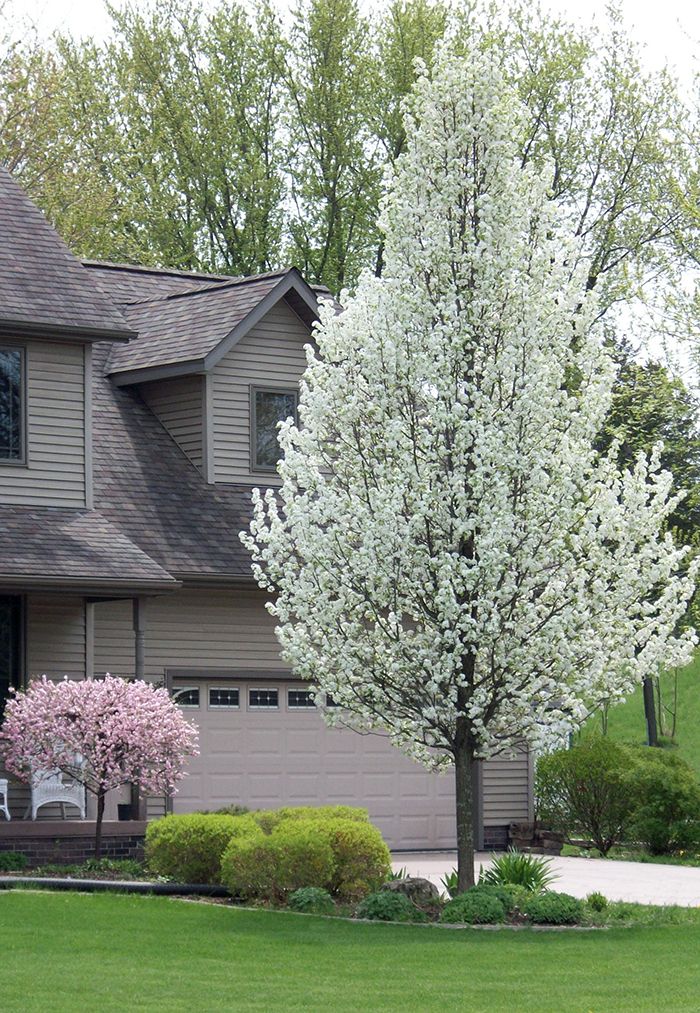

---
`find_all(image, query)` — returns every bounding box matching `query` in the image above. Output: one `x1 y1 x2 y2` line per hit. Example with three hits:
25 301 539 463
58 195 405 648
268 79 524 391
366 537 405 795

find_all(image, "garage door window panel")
208 687 240 709
173 686 200 708
249 688 279 710
287 689 315 709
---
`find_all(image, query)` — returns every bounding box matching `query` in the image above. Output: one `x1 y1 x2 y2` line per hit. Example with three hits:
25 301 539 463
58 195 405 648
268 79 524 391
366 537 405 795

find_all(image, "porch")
0 818 147 866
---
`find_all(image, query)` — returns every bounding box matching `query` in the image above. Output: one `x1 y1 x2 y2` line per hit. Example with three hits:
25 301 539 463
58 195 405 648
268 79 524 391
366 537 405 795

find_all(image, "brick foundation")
482 825 509 851
0 821 146 866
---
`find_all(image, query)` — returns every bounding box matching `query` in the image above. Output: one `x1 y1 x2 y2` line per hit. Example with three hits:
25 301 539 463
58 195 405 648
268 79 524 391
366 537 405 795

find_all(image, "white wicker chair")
0 778 10 821
29 769 86 820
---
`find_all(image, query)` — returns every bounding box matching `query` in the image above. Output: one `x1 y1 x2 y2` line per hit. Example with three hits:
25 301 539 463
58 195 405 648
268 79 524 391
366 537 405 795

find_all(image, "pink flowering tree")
0 676 199 857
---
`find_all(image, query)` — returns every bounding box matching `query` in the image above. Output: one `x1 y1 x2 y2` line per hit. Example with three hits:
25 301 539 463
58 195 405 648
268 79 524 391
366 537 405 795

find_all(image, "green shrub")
469 883 518 913
479 850 556 893
523 890 584 925
220 822 336 901
626 748 700 855
500 883 531 913
536 737 633 854
356 890 421 922
308 818 391 899
288 887 335 914
586 891 608 912
252 805 369 835
441 889 507 925
197 804 250 817
145 813 260 883
0 851 28 871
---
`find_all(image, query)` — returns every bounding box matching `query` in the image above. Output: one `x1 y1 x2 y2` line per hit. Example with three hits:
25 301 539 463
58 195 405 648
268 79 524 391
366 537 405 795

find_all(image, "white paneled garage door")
172 678 458 849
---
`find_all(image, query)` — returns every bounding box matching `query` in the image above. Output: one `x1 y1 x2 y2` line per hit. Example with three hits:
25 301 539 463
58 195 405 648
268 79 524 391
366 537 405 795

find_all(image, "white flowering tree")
243 50 698 890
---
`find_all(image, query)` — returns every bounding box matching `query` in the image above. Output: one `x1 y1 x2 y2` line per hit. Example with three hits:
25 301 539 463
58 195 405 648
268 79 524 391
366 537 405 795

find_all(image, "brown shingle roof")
83 260 237 305
92 341 257 579
0 507 178 589
106 271 296 375
0 170 134 340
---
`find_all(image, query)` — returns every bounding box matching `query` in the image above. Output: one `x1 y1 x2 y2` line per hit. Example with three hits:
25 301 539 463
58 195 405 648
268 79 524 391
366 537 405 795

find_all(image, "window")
0 596 22 717
173 686 200 708
249 687 279 709
209 686 239 709
251 387 298 472
0 346 24 462
326 694 340 708
288 689 315 709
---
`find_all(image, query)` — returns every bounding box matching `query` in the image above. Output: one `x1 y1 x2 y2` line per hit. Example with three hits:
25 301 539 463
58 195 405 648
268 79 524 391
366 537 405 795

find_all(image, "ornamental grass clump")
480 850 556 893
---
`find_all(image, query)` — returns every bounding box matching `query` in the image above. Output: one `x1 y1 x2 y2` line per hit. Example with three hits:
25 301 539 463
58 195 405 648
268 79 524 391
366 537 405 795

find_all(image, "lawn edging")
0 875 229 897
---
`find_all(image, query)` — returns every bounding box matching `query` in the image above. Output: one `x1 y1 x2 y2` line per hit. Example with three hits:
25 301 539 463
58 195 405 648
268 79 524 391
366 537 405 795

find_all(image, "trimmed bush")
288 887 335 914
441 889 507 925
626 748 700 855
536 737 633 854
220 822 336 901
586 891 608 912
252 805 369 835
0 851 28 871
308 818 392 900
356 890 420 922
469 883 518 913
480 850 555 893
145 813 260 883
523 891 583 925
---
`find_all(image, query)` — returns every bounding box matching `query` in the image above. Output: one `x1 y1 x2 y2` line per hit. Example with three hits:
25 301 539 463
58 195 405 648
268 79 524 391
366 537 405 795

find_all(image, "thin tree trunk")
95 790 105 860
643 677 658 747
454 725 475 893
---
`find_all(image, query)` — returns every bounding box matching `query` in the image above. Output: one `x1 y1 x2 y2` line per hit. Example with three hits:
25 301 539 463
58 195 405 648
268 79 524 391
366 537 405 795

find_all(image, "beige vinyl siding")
26 594 86 680
0 340 86 507
139 375 204 471
93 589 284 680
482 749 533 826
211 301 309 484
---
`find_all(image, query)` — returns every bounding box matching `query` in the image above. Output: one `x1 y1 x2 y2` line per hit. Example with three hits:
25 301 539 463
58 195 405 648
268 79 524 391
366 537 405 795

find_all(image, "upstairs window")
0 347 24 462
251 387 298 472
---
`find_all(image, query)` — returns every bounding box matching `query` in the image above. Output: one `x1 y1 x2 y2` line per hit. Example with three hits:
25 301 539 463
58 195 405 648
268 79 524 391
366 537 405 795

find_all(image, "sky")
10 0 700 85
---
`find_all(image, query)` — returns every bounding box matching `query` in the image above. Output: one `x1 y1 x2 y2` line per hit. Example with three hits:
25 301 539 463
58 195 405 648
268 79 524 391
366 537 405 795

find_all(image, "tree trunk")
454 733 475 893
643 677 658 747
95 790 106 860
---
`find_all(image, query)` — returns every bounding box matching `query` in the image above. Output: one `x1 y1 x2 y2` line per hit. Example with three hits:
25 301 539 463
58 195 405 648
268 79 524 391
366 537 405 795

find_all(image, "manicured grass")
584 652 700 773
4 892 700 1011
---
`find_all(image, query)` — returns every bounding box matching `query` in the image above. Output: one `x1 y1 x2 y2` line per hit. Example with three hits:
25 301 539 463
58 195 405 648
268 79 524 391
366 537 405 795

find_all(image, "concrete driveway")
391 852 700 906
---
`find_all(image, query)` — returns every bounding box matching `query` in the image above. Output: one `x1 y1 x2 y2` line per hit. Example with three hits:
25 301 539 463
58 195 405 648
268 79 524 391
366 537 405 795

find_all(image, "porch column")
131 597 148 819
133 597 148 681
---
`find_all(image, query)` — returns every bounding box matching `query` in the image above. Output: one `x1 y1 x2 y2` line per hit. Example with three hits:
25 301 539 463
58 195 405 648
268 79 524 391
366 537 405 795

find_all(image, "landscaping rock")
382 877 440 907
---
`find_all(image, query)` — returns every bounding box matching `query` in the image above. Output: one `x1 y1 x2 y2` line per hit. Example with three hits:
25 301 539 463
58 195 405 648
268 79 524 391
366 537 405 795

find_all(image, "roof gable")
106 268 321 385
0 170 134 341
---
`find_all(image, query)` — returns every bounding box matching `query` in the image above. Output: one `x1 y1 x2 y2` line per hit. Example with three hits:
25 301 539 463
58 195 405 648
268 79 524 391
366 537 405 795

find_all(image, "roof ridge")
130 268 296 307
82 259 237 283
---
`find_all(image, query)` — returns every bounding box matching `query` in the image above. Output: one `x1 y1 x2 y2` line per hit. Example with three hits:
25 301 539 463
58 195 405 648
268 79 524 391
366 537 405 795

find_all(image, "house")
0 168 532 852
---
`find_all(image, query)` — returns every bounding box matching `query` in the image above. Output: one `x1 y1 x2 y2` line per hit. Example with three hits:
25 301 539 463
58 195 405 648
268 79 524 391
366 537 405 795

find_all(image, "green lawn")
4 892 700 1012
584 652 700 773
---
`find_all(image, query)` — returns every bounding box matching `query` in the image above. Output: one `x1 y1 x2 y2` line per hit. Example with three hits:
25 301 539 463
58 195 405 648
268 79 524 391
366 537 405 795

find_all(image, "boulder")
382 876 440 906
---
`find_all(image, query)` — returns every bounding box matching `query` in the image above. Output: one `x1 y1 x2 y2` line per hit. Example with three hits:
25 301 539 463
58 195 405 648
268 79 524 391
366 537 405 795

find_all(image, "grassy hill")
583 653 700 774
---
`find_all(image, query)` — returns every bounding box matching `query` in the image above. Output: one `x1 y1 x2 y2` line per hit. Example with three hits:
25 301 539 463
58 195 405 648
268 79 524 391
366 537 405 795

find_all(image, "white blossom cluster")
242 50 698 766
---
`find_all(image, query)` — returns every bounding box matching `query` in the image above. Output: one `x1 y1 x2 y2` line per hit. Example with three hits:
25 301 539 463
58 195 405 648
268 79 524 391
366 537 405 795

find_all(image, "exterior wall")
93 589 284 680
0 339 86 507
26 594 86 681
210 301 309 485
139 375 204 471
482 749 532 828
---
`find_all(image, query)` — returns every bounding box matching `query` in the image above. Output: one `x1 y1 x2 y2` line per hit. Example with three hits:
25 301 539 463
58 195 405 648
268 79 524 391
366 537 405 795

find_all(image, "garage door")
171 678 457 850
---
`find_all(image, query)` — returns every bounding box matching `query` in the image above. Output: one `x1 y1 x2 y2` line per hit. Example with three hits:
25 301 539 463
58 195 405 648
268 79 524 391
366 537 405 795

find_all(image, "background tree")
244 51 697 890
1 676 198 857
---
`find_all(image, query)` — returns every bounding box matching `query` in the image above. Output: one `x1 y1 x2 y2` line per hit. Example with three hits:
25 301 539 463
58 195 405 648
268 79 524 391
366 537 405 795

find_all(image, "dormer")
105 268 323 486
0 169 135 509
